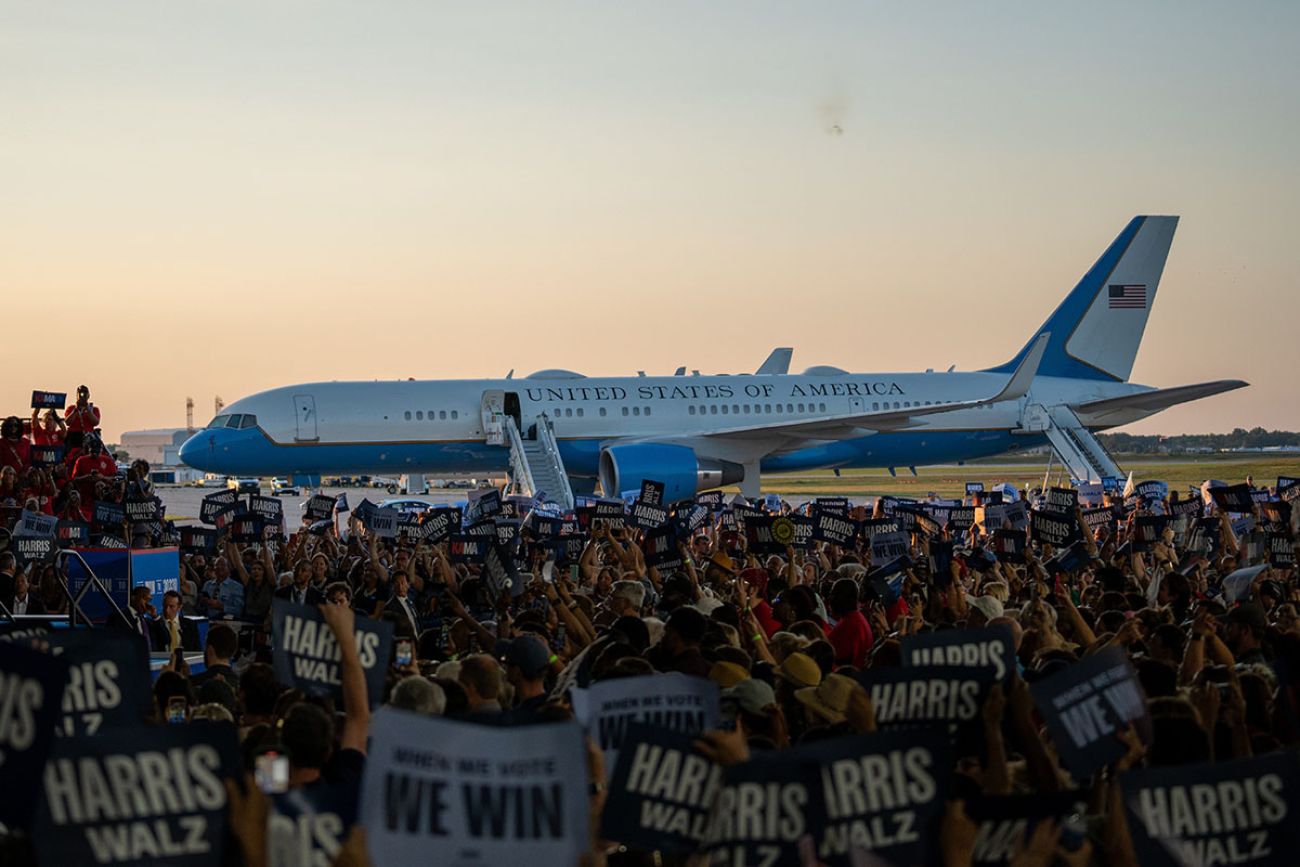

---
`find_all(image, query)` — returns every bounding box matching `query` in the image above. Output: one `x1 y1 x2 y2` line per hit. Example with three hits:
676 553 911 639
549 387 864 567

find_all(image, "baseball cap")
497 635 551 679
722 679 777 716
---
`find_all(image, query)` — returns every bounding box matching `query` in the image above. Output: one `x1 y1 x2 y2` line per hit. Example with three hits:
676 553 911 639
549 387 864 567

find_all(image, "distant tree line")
1098 428 1300 454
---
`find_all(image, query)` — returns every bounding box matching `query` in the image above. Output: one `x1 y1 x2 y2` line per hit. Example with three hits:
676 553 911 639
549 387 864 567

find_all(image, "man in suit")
125 585 155 651
274 568 325 606
150 589 201 652
11 572 45 615
192 623 239 692
385 573 421 639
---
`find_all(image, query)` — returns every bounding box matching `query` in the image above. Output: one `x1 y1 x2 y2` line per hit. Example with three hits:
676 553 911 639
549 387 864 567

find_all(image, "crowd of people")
0 385 166 615
3 449 1300 866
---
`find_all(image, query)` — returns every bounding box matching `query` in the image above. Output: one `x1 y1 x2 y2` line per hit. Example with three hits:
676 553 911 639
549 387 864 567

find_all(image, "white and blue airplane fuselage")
180 216 1245 498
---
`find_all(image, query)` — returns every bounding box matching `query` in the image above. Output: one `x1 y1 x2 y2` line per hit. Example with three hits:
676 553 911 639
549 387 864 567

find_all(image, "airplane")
179 216 1247 506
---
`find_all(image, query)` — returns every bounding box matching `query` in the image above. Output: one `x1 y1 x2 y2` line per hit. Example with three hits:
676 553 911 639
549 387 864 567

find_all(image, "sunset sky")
4 2 1297 442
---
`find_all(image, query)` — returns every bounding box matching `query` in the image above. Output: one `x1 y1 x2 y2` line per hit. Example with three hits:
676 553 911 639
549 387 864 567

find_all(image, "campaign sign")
857 666 993 754
89 500 122 528
34 722 240 867
56 519 91 547
122 496 161 523
966 482 985 496
1279 480 1300 504
1120 752 1300 867
231 514 266 544
304 494 336 522
269 783 358 867
466 487 503 522
45 630 152 736
1075 482 1104 508
421 507 461 544
695 491 724 508
0 642 69 826
593 498 627 531
32 389 67 409
570 673 720 775
700 750 822 867
601 723 720 853
359 709 589 866
1030 645 1150 778
642 525 681 568
964 793 1088 867
271 600 394 708
639 479 666 506
860 517 902 539
901 624 1017 683
745 515 788 555
481 544 524 600
1044 487 1078 513
366 507 399 538
1258 500 1291 530
250 494 284 526
30 443 65 467
449 535 487 563
16 508 59 538
14 534 56 567
181 525 218 555
870 531 910 563
629 499 670 530
991 528 1025 563
1211 484 1255 513
813 508 858 545
200 490 239 524
1268 534 1295 568
1082 507 1118 537
1030 510 1078 547
802 729 951 867
1136 480 1169 502
494 517 521 553
949 506 976 531
1134 515 1168 552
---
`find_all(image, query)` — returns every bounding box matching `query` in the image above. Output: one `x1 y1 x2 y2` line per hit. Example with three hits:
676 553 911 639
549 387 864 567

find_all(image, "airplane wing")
696 333 1050 442
1071 379 1248 425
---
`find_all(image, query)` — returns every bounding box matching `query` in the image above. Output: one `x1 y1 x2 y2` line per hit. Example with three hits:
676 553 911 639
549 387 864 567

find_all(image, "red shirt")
65 403 101 433
32 425 65 446
828 609 874 669
0 438 31 472
73 453 117 479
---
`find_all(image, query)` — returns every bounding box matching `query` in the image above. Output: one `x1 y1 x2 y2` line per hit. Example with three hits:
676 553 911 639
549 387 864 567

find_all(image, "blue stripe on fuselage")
180 426 1046 478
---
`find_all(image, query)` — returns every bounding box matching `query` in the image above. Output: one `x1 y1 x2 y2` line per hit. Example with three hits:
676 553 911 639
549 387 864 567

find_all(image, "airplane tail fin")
986 216 1178 382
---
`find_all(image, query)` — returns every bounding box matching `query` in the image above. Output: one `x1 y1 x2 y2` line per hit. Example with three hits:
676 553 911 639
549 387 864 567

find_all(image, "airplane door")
481 390 505 446
293 394 319 442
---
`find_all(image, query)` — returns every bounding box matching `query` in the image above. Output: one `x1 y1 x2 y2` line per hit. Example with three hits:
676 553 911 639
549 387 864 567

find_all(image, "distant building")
119 428 191 466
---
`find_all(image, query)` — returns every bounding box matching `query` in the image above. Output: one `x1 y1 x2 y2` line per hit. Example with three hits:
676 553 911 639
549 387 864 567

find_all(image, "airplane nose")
178 431 217 471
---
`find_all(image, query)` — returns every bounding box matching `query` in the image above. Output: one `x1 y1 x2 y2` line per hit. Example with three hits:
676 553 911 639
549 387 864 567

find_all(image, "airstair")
504 413 575 510
1041 406 1124 483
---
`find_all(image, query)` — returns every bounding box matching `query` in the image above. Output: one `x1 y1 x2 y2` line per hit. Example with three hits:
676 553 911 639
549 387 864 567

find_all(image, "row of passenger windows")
403 399 968 423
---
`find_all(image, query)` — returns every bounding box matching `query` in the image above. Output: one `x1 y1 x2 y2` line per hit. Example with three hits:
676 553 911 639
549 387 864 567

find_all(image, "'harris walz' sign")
0 642 69 827
1121 752 1300 867
271 600 394 708
901 624 1017 683
601 723 720 854
33 723 241 867
46 631 152 737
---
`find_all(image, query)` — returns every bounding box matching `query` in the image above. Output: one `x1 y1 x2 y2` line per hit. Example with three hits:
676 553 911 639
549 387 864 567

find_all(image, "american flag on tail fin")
1108 284 1147 309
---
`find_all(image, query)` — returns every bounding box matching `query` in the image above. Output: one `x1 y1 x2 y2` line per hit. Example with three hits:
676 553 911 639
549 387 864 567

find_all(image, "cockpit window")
208 415 231 428
238 415 257 429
